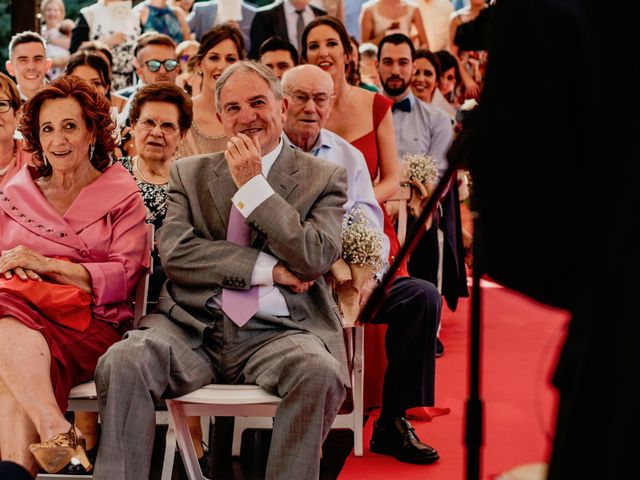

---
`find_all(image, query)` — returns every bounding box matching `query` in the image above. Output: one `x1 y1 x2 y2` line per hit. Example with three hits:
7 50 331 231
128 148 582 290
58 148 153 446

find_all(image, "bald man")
282 65 442 466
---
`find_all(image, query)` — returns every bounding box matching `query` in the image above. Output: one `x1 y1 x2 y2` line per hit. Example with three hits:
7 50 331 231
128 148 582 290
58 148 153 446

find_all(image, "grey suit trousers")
93 313 346 480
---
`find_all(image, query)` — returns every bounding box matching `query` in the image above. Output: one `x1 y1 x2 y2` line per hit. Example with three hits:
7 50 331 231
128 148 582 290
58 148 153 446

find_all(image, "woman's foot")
30 427 93 474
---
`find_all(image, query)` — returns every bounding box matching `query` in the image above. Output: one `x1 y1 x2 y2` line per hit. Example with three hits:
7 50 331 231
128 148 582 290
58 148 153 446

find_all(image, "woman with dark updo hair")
175 24 245 159
0 75 149 476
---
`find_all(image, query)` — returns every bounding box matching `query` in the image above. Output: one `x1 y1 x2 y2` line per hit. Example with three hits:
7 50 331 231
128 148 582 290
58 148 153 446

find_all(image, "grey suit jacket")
150 142 350 384
187 1 257 53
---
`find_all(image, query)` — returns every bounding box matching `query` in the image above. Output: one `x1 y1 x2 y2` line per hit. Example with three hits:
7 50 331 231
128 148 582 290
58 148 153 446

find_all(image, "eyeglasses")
0 100 14 113
136 117 179 135
180 54 193 63
285 91 332 107
144 59 179 72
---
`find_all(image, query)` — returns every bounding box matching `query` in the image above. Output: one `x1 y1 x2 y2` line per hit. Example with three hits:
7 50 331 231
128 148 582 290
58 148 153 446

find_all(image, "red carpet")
339 280 570 479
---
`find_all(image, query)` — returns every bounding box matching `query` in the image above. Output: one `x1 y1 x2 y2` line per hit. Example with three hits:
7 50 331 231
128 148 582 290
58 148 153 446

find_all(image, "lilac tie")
221 204 259 327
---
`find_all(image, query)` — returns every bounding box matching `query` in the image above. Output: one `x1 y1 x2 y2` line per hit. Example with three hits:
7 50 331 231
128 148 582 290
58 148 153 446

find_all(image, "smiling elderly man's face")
217 69 287 155
282 66 335 143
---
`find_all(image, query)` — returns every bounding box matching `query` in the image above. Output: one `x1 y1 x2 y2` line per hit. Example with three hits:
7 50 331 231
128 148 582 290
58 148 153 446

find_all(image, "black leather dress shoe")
370 417 439 464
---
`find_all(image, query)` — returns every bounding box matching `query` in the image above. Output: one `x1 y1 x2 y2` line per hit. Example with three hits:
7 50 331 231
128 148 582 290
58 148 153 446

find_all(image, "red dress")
350 93 408 411
351 93 409 278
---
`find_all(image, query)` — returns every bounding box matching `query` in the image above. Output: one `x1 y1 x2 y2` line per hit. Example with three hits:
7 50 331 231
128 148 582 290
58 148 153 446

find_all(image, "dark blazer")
150 143 351 385
249 1 326 59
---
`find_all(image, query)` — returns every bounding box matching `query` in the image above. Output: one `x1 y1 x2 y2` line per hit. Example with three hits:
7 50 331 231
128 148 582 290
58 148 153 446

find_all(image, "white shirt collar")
261 138 283 178
284 0 309 15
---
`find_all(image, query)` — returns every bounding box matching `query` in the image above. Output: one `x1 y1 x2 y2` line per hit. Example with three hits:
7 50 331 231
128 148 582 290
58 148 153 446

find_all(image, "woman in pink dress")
0 76 149 476
0 73 32 188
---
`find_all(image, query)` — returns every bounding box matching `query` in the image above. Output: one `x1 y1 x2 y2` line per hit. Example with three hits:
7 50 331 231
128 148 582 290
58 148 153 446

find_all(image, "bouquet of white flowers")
401 153 439 229
402 153 438 186
341 207 384 272
330 207 384 326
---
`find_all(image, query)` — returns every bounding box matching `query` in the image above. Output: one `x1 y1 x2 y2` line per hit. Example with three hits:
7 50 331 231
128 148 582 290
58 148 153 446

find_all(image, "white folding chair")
166 324 365 480
385 185 412 245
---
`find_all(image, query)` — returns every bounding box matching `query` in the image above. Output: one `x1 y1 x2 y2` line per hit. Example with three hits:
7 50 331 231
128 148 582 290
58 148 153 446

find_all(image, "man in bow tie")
94 61 349 480
378 33 469 348
378 33 452 179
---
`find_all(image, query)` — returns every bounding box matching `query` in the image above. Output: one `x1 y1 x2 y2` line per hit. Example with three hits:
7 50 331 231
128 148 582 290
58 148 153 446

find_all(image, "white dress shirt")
284 0 315 49
207 140 290 317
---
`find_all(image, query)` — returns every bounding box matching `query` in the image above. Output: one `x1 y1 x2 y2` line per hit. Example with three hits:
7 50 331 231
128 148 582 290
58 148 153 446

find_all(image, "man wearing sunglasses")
117 33 179 126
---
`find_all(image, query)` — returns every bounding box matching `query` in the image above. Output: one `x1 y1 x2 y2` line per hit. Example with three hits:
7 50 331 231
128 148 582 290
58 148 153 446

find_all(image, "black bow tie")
392 97 411 113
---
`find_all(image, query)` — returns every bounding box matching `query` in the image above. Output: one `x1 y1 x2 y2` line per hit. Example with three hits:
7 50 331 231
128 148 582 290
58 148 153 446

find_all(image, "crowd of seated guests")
0 1 486 477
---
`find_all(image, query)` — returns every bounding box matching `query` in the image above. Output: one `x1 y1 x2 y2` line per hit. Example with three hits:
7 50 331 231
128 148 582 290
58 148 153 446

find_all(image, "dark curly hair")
19 75 117 177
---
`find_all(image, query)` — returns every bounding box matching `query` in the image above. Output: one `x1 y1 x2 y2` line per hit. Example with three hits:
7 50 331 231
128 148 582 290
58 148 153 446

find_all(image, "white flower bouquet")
402 152 438 187
401 153 439 229
330 207 384 326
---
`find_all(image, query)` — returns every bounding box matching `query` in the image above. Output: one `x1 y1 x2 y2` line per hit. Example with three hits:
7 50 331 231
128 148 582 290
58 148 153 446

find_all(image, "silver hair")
215 61 283 113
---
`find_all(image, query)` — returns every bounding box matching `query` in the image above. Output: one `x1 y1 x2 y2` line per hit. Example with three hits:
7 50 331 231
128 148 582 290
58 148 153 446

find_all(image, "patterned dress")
139 2 184 43
75 1 141 90
117 156 169 302
117 156 168 233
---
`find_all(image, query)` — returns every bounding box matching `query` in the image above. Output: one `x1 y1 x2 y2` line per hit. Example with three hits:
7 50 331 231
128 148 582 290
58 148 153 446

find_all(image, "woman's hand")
0 246 49 281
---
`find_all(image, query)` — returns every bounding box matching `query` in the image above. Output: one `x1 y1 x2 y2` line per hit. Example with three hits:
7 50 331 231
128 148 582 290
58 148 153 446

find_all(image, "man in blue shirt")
282 64 442 466
378 33 469 326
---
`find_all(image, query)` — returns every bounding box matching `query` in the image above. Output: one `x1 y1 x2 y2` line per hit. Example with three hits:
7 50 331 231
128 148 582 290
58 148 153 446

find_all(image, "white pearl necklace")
133 156 169 185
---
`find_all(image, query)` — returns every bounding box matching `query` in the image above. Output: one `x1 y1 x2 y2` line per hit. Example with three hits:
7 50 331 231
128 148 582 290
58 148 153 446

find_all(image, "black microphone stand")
359 110 483 480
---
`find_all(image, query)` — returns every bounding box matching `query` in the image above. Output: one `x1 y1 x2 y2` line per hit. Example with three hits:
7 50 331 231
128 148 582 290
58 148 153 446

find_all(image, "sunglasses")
144 59 179 73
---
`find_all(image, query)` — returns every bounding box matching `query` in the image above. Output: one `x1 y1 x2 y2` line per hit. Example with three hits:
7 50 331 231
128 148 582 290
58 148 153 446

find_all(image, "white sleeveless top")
370 1 416 38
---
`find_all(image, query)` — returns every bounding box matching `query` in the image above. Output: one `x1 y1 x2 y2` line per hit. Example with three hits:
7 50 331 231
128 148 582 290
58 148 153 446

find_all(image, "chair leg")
353 327 365 456
231 417 244 457
161 416 177 480
167 401 207 480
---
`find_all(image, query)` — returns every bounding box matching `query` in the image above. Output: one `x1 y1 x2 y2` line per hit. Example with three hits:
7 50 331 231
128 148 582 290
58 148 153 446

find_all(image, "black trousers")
371 276 442 410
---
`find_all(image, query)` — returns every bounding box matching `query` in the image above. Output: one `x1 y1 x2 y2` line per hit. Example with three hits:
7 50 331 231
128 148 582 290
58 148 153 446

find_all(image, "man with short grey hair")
94 60 349 480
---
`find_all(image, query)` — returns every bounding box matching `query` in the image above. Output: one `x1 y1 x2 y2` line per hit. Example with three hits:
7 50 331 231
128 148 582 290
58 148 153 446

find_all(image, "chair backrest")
386 185 412 245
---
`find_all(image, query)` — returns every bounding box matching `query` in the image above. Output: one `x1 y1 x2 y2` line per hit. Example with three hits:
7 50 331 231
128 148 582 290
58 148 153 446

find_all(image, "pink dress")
0 163 149 410
0 140 33 188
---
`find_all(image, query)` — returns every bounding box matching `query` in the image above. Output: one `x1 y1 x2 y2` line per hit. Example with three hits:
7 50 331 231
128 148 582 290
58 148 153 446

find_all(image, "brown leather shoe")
370 417 439 464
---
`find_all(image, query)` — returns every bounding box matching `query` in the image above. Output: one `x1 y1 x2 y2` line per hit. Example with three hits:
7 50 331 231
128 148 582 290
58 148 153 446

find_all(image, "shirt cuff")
232 174 275 217
251 252 278 286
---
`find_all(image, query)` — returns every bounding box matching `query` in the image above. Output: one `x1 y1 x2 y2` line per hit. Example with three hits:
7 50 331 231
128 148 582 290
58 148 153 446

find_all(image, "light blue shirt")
344 0 368 41
284 129 390 272
390 91 453 180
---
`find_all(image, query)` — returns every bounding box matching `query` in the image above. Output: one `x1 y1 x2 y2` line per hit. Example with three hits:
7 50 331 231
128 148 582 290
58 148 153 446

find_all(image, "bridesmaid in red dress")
301 16 407 278
301 16 407 411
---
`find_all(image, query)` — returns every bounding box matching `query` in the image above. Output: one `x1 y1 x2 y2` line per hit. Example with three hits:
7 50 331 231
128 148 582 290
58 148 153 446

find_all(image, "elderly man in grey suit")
93 61 349 480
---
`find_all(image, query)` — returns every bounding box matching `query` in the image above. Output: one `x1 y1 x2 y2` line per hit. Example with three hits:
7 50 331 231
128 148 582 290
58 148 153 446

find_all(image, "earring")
89 143 95 162
42 154 49 167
